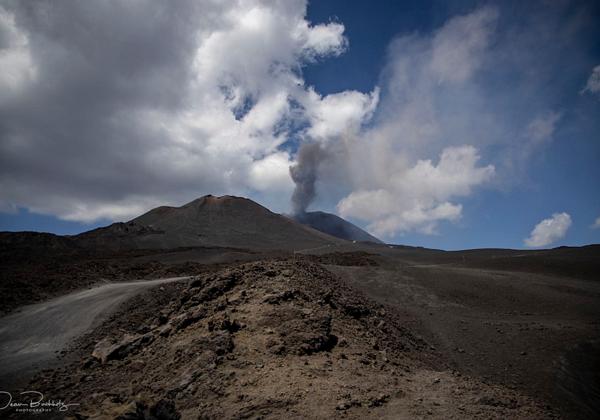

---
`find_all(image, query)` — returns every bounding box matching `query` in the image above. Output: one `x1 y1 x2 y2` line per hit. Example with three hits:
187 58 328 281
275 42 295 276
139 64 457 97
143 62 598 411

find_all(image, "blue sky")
0 0 599 250
303 0 600 249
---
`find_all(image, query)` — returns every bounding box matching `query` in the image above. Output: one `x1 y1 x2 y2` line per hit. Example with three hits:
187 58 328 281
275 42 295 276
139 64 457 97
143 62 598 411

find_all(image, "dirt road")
0 276 189 388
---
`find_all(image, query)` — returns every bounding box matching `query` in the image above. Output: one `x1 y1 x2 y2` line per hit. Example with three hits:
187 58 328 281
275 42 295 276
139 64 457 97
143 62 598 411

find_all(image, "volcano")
75 195 341 251
291 211 383 244
2 196 600 420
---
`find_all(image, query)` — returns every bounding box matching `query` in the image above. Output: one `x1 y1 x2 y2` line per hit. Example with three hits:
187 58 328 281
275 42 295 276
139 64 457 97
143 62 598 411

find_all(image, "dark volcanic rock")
291 211 383 243
76 195 341 251
91 333 155 364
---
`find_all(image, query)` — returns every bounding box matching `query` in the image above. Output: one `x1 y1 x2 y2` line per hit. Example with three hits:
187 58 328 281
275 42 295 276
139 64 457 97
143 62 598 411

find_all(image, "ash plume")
289 143 326 215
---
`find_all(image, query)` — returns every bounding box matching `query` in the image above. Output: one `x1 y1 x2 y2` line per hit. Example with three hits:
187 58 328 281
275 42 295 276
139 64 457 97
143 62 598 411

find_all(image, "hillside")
76 195 341 251
1 198 599 418
291 211 383 244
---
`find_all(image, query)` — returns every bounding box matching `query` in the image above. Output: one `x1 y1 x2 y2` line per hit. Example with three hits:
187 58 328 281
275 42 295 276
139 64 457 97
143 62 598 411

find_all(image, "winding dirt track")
0 276 189 388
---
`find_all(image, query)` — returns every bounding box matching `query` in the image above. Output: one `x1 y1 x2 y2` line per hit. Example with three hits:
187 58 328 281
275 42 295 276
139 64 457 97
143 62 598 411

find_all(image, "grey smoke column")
289 143 326 215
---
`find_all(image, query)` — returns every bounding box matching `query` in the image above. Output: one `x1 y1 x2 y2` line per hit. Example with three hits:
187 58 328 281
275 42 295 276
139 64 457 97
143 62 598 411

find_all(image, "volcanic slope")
292 211 383 244
76 195 341 251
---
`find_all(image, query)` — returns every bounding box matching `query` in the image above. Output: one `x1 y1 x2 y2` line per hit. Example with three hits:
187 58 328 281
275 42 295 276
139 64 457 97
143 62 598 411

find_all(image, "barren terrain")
0 276 189 390
1 196 598 419
22 259 557 419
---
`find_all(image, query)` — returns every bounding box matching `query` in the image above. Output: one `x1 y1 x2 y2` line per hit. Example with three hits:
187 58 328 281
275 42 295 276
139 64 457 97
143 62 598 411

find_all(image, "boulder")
91 333 154 363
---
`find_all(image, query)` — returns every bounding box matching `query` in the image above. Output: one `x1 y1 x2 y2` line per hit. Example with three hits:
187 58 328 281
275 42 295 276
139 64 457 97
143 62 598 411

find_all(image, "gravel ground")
19 259 555 419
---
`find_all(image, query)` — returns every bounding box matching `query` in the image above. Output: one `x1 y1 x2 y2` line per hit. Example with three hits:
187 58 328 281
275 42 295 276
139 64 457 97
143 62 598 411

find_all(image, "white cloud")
0 0 372 221
369 5 499 157
248 152 294 193
315 4 581 238
0 0 592 245
429 7 498 84
524 212 572 247
302 88 379 142
592 216 600 229
526 111 562 145
337 146 494 237
324 7 499 237
297 20 347 59
581 65 600 96
59 199 160 224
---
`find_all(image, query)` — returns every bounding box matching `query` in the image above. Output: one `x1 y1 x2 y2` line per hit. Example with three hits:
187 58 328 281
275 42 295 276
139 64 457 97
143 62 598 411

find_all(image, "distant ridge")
291 211 383 244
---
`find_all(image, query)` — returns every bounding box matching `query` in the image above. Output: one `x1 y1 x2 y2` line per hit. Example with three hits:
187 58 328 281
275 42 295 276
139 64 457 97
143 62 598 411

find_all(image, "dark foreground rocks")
27 259 555 419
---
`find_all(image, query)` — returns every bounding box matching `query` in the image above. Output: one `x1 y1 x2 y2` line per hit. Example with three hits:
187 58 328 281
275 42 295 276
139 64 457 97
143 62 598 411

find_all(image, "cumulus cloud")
306 3 586 237
0 0 594 243
524 213 572 247
581 65 600 96
592 217 600 229
337 146 494 237
0 0 365 221
303 6 500 236
248 152 294 193
301 88 379 142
